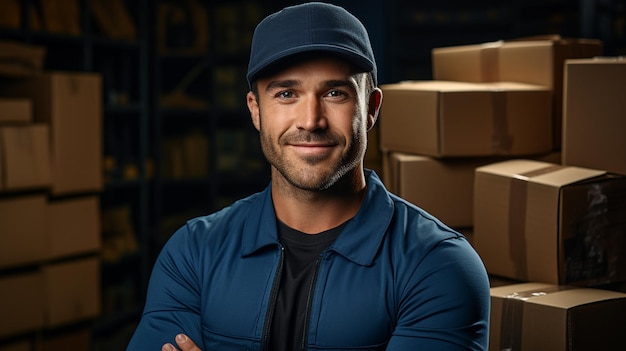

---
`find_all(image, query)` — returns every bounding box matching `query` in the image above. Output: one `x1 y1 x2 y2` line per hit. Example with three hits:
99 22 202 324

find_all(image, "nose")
296 95 328 131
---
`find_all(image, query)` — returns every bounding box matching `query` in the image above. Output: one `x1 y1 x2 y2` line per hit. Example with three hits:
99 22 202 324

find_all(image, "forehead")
257 53 362 84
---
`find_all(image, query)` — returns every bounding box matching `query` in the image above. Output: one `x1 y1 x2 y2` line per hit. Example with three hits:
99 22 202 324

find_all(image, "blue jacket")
127 171 490 350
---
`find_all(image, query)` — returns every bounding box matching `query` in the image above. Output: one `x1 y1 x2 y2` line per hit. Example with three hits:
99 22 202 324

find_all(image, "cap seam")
305 5 312 45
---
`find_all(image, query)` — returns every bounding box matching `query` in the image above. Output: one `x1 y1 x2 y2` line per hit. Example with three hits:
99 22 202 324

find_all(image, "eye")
325 90 348 98
276 90 294 99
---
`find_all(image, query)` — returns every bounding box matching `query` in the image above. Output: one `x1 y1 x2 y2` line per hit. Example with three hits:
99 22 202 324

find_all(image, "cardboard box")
43 256 101 327
383 151 561 229
0 195 47 269
0 40 46 76
0 124 51 192
161 131 210 179
48 196 101 260
432 41 502 83
380 81 552 157
0 72 103 195
490 282 626 351
382 152 560 230
383 152 508 228
474 159 626 286
0 98 32 123
0 0 21 29
432 37 603 149
562 58 626 176
91 0 137 41
39 0 81 35
0 271 45 338
433 38 603 87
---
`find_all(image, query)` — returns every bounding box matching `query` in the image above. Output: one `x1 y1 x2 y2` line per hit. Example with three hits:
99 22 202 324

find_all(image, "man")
127 3 490 351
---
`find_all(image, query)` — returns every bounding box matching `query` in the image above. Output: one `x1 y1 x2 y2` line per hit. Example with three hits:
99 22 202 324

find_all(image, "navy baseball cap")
246 2 377 87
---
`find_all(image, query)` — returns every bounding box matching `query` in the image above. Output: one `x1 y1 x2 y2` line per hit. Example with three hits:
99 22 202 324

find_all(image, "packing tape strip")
508 165 565 280
481 43 500 82
491 90 511 154
500 285 576 351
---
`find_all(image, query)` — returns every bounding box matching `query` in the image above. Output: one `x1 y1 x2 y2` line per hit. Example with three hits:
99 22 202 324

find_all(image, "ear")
247 91 261 131
366 88 383 131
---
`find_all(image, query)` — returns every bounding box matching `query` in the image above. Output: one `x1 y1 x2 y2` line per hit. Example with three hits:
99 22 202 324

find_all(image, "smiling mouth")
289 142 337 160
291 143 334 151
283 132 340 156
291 142 335 147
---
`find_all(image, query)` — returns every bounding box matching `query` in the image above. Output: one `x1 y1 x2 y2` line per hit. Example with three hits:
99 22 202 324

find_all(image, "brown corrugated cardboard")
490 282 626 351
380 81 552 157
0 124 51 192
563 57 626 176
432 37 603 150
383 152 507 228
0 40 46 76
432 41 503 83
43 256 101 327
0 98 32 123
48 196 101 260
0 195 47 269
382 151 562 229
0 271 45 338
432 38 603 87
0 72 102 195
474 159 626 286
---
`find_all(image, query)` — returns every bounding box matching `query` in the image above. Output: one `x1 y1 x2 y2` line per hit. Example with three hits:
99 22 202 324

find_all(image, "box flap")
491 282 556 298
530 166 605 188
526 287 626 309
476 159 554 178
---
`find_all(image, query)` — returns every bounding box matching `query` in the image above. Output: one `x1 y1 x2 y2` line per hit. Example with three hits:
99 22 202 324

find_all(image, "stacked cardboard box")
0 72 103 348
474 56 626 350
490 283 626 351
380 36 600 231
431 36 603 150
473 58 626 283
0 98 51 192
474 159 626 286
379 36 626 349
562 58 626 176
0 72 103 195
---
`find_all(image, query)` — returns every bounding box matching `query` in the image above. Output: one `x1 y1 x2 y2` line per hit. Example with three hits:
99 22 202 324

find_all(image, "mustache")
282 130 341 145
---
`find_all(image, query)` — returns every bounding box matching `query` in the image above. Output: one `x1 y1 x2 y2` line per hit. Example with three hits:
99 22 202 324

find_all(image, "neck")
271 168 367 234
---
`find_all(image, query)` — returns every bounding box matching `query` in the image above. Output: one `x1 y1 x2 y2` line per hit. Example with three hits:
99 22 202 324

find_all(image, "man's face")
247 57 373 191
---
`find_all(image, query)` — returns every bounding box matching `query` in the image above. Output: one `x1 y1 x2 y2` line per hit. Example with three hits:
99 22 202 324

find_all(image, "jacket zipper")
262 246 284 351
299 255 323 351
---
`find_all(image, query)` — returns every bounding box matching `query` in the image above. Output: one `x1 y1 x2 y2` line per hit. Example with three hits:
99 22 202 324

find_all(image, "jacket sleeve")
386 236 491 351
126 224 206 351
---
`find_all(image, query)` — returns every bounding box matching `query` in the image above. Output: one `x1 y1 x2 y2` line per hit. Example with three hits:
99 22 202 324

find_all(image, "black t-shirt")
269 220 347 351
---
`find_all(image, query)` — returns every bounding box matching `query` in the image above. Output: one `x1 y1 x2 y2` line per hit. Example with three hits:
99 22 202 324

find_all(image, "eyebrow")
265 79 299 93
326 79 357 92
264 79 357 94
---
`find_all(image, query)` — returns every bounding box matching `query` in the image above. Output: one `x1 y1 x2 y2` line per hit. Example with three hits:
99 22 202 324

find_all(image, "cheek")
350 111 368 136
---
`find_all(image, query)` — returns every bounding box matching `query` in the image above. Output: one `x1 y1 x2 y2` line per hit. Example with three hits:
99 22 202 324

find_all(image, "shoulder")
363 169 474 262
387 191 488 277
388 191 465 246
164 191 266 252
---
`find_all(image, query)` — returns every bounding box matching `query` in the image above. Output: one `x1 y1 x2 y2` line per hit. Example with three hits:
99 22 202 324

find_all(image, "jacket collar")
241 170 395 266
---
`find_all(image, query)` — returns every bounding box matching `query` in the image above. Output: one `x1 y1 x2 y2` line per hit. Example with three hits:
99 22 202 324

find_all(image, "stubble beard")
258 113 365 192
